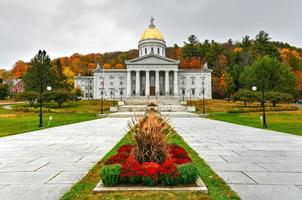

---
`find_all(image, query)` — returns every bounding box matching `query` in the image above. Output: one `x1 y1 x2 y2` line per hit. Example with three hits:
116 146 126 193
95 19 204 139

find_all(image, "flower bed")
101 144 198 186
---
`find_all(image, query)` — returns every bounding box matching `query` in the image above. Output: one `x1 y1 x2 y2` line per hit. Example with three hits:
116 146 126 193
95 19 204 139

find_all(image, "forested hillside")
1 31 302 99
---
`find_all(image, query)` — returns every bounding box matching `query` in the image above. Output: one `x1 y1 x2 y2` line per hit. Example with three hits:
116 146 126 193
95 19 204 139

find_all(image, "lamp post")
119 87 124 101
39 86 52 128
100 63 105 114
252 83 267 128
201 75 205 115
186 88 192 106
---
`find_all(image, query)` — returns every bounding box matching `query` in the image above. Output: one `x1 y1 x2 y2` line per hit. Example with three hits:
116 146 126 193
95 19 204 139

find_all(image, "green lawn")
61 130 240 200
0 100 113 137
209 109 302 136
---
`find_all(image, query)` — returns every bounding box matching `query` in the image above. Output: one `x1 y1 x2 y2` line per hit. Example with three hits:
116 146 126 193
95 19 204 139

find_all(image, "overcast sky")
0 0 301 69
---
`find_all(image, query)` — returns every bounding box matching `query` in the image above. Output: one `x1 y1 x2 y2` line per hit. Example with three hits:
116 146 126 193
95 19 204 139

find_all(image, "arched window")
145 48 147 55
157 48 160 54
151 47 154 53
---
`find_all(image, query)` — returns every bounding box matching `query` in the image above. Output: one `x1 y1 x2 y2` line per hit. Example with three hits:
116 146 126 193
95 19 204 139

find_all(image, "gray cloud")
0 0 301 69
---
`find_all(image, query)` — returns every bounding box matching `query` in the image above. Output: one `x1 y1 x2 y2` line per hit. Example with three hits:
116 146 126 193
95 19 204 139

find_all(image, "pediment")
126 54 179 65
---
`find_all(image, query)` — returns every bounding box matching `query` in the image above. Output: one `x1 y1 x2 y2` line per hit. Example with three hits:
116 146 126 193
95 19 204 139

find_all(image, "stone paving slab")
171 117 302 200
0 118 130 200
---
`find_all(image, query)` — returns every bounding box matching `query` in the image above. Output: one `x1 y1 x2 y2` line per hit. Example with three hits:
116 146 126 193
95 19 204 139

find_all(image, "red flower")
105 151 129 165
169 144 192 165
159 155 178 176
117 144 132 154
120 156 143 177
141 162 160 178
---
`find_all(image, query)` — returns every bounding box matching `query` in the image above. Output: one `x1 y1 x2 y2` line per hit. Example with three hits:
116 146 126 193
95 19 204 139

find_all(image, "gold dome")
140 17 164 40
140 27 164 40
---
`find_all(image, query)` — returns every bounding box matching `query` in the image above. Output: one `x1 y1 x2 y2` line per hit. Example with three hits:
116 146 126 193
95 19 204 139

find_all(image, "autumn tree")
11 60 28 79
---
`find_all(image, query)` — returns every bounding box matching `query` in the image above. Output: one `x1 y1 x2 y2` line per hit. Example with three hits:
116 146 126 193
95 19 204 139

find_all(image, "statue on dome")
149 16 155 28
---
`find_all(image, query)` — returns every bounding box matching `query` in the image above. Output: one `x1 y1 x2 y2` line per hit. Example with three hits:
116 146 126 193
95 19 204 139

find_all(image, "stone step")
118 105 147 112
158 105 187 112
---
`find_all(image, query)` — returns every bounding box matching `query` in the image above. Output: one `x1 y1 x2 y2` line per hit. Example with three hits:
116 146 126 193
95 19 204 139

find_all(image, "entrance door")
150 87 155 96
150 71 155 96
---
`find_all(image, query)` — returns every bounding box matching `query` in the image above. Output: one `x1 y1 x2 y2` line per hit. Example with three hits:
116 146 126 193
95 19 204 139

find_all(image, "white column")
127 71 131 97
136 70 140 96
145 70 150 96
165 71 169 96
174 70 179 96
155 70 160 95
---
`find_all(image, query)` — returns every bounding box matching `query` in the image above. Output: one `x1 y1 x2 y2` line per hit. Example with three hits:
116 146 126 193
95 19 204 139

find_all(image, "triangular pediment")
125 54 179 65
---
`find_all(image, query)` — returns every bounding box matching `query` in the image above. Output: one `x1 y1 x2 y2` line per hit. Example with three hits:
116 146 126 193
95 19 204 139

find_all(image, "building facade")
74 18 212 100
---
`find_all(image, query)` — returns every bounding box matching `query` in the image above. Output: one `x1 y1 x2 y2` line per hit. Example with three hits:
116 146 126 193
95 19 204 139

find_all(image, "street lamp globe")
47 86 52 91
252 85 257 91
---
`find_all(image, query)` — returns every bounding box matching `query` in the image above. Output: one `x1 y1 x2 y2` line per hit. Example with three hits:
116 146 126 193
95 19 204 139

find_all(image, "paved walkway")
171 117 302 200
0 118 129 200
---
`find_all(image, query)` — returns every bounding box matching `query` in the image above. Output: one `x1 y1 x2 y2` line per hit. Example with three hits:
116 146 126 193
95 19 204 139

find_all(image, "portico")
126 69 178 96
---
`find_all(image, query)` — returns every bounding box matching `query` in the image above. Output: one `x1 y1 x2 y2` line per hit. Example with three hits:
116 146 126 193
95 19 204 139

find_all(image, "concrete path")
171 117 302 200
0 118 129 200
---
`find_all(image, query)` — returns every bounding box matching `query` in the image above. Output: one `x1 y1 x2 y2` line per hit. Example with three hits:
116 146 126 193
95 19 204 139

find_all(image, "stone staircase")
107 96 198 118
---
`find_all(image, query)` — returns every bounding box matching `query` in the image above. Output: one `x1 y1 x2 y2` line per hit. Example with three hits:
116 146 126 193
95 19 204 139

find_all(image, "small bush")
101 164 121 186
177 163 199 184
141 176 157 186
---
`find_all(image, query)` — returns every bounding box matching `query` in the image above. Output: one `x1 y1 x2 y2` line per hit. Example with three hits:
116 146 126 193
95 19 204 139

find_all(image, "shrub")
120 156 142 184
177 163 199 184
101 164 121 186
48 89 72 107
158 156 179 185
129 113 169 164
17 91 39 106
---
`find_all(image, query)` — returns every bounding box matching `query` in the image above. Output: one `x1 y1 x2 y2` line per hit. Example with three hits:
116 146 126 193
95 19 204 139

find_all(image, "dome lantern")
139 17 166 57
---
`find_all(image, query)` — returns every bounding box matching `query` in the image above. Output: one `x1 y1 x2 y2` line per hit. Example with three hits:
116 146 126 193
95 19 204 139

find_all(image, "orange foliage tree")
296 71 302 96
11 60 28 79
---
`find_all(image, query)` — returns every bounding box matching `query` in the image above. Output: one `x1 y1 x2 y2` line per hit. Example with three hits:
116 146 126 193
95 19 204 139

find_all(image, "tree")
0 80 9 100
23 50 53 127
252 31 279 58
51 59 70 90
49 89 72 107
182 35 201 58
17 91 39 106
233 89 258 107
266 91 293 106
73 87 83 101
240 56 297 95
23 50 53 93
11 60 28 79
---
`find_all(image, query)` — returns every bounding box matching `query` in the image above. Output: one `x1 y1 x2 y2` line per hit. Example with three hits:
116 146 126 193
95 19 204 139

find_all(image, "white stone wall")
178 70 212 99
93 70 127 100
74 76 94 99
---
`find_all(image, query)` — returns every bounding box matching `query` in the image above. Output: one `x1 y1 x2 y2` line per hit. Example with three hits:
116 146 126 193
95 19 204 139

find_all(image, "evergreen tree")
182 35 201 58
23 50 53 93
252 31 279 58
52 59 70 90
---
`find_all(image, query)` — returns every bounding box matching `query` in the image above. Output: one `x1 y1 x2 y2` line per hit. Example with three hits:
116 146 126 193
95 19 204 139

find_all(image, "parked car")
297 100 302 104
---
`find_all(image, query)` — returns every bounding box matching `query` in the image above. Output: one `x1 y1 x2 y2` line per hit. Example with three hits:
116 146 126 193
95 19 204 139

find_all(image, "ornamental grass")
128 111 169 164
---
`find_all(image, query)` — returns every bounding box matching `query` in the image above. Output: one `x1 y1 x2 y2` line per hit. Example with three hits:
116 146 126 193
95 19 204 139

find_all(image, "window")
120 81 123 86
157 48 160 54
191 76 196 85
145 48 147 54
110 81 113 86
151 47 154 53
